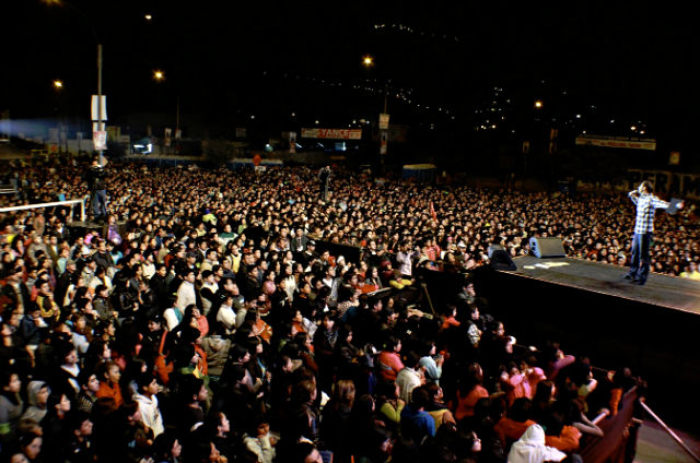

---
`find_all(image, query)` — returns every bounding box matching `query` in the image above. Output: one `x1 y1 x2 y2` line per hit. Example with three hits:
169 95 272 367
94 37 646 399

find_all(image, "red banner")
301 128 362 140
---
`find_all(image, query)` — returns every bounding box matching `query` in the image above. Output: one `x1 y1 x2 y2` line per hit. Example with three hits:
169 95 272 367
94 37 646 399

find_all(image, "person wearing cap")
298 240 317 268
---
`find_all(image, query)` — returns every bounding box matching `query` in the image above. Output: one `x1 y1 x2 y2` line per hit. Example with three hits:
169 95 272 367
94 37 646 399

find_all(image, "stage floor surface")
502 256 700 314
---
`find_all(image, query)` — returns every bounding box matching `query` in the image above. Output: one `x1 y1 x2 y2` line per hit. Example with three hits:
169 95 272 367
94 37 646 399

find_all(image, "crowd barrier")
579 387 639 463
0 184 17 196
0 198 86 222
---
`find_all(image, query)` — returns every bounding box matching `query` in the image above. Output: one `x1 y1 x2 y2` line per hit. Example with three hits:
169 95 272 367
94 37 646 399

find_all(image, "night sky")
4 1 699 148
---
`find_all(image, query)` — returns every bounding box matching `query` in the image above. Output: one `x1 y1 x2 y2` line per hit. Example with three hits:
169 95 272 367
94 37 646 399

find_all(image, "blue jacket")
400 404 436 444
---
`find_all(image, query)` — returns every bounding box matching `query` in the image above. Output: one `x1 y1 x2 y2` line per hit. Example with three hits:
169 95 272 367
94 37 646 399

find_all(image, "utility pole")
97 43 104 166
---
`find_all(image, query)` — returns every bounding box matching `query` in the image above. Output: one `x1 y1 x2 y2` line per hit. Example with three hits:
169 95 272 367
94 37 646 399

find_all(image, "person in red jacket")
494 398 536 447
454 363 489 421
376 336 404 382
96 361 123 407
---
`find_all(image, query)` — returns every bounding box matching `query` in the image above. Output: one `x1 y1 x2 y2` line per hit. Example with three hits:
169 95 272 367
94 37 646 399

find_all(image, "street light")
51 79 66 151
153 70 165 82
360 54 389 166
152 69 182 153
534 100 543 109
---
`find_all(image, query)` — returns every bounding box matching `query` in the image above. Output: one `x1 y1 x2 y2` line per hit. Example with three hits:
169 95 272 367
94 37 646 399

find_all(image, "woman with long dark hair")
0 319 32 379
319 379 356 463
0 370 23 444
454 362 489 423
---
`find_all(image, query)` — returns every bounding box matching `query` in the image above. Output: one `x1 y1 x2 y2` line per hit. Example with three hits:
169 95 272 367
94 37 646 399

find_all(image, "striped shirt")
629 192 669 234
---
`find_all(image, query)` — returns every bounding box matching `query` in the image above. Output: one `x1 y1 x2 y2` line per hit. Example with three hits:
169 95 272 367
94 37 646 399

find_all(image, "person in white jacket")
396 352 425 403
174 270 198 311
507 424 566 463
133 374 164 437
243 419 275 463
216 295 237 333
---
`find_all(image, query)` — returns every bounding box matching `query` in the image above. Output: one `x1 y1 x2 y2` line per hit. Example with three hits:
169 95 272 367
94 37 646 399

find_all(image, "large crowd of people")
1 158 697 278
0 156 688 462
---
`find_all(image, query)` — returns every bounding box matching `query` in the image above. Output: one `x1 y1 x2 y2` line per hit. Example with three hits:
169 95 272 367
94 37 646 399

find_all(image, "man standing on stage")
624 181 682 285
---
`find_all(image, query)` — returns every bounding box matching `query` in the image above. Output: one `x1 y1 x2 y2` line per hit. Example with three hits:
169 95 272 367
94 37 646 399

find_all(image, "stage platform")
500 256 700 314
68 219 128 235
475 257 700 429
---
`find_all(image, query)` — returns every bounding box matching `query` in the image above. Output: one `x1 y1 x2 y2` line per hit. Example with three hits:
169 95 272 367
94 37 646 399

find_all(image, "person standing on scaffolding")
85 155 108 223
319 165 331 201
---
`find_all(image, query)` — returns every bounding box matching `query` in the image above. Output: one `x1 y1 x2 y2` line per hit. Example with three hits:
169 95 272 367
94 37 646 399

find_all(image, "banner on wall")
575 134 656 151
301 128 362 140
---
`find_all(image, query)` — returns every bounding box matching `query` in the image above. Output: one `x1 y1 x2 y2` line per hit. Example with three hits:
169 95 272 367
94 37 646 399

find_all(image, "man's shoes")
90 215 107 226
634 279 647 286
623 273 636 281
